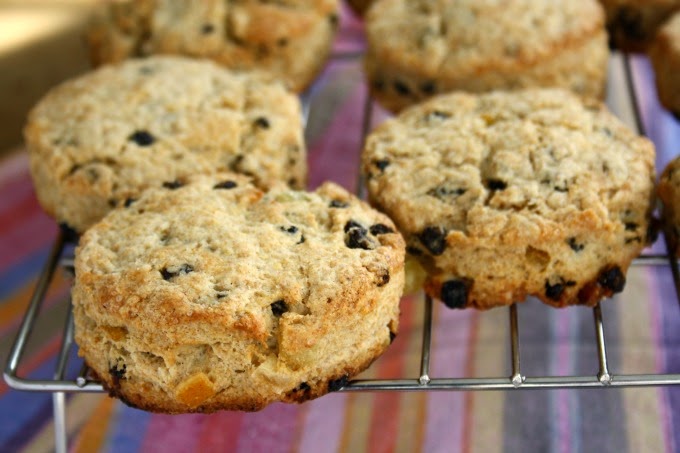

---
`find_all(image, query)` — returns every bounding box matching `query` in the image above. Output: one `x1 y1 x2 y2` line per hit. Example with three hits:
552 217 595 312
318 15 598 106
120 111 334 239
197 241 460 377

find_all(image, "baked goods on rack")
658 157 680 253
24 56 306 233
599 0 680 52
649 11 680 117
364 0 609 112
362 88 656 309
86 0 340 93
72 173 405 413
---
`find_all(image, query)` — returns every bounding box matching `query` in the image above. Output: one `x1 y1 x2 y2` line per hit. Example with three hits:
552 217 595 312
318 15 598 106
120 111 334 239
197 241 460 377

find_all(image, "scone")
365 0 609 112
25 56 306 233
87 0 340 93
362 89 656 309
658 157 680 253
599 0 680 51
346 0 374 15
72 173 405 413
649 12 680 116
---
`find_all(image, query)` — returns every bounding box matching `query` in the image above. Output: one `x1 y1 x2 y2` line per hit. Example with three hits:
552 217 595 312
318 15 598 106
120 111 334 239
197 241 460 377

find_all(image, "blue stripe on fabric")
0 354 82 451
0 247 50 301
103 404 153 453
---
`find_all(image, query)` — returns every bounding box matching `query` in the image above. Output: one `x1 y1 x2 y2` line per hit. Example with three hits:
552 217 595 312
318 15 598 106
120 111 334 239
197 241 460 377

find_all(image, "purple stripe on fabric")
236 403 301 453
655 268 680 453
629 56 680 170
646 267 675 453
631 54 680 453
572 300 627 453
3 397 52 451
308 84 367 191
0 176 34 216
503 301 553 453
549 309 574 453
0 247 49 301
332 4 365 54
423 307 472 452
103 405 152 453
0 211 56 275
298 394 348 453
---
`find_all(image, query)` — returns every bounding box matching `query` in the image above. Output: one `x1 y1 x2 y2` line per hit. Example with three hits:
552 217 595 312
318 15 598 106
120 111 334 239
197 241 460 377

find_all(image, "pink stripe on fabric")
0 152 29 184
140 414 204 452
298 394 348 453
0 211 56 274
332 4 365 53
308 84 367 191
0 190 43 241
424 307 473 452
646 268 674 452
195 411 244 451
236 403 301 453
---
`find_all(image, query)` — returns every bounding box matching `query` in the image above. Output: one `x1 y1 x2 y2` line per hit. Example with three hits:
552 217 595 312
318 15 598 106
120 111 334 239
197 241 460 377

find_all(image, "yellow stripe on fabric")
338 363 378 453
0 271 69 331
72 394 117 453
395 294 426 453
469 307 507 453
19 393 107 453
618 268 665 453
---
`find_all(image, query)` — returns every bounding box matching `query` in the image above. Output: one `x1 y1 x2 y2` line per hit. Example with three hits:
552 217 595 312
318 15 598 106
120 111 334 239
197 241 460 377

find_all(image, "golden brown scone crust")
365 0 609 112
649 12 680 115
346 0 374 15
658 157 680 254
87 0 340 92
73 173 405 413
599 0 680 51
25 56 306 233
362 89 656 309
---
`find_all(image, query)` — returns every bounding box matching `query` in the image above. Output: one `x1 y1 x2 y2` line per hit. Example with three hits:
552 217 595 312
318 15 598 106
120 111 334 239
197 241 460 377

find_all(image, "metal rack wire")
4 52 680 452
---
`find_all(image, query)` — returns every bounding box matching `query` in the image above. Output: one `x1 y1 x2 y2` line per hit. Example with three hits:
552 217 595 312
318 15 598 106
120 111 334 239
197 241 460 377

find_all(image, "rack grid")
4 52 680 452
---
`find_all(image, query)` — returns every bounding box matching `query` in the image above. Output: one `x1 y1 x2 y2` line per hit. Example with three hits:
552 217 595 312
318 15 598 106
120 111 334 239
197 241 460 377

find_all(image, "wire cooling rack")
4 52 680 452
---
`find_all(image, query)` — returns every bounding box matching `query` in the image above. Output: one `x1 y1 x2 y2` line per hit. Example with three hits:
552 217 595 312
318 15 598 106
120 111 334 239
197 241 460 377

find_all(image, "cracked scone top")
72 173 405 413
25 56 306 233
362 89 656 309
87 0 340 92
365 0 608 112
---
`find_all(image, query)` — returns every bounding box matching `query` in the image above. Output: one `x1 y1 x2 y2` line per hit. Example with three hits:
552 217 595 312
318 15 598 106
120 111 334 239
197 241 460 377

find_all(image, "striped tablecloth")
2 8 680 453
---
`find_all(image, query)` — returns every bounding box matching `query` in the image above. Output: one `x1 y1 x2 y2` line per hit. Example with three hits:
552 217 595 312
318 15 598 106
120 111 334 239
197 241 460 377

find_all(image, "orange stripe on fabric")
0 334 61 396
395 294 427 453
0 271 70 331
338 374 377 453
461 312 481 453
338 335 381 453
72 395 115 453
367 295 416 453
